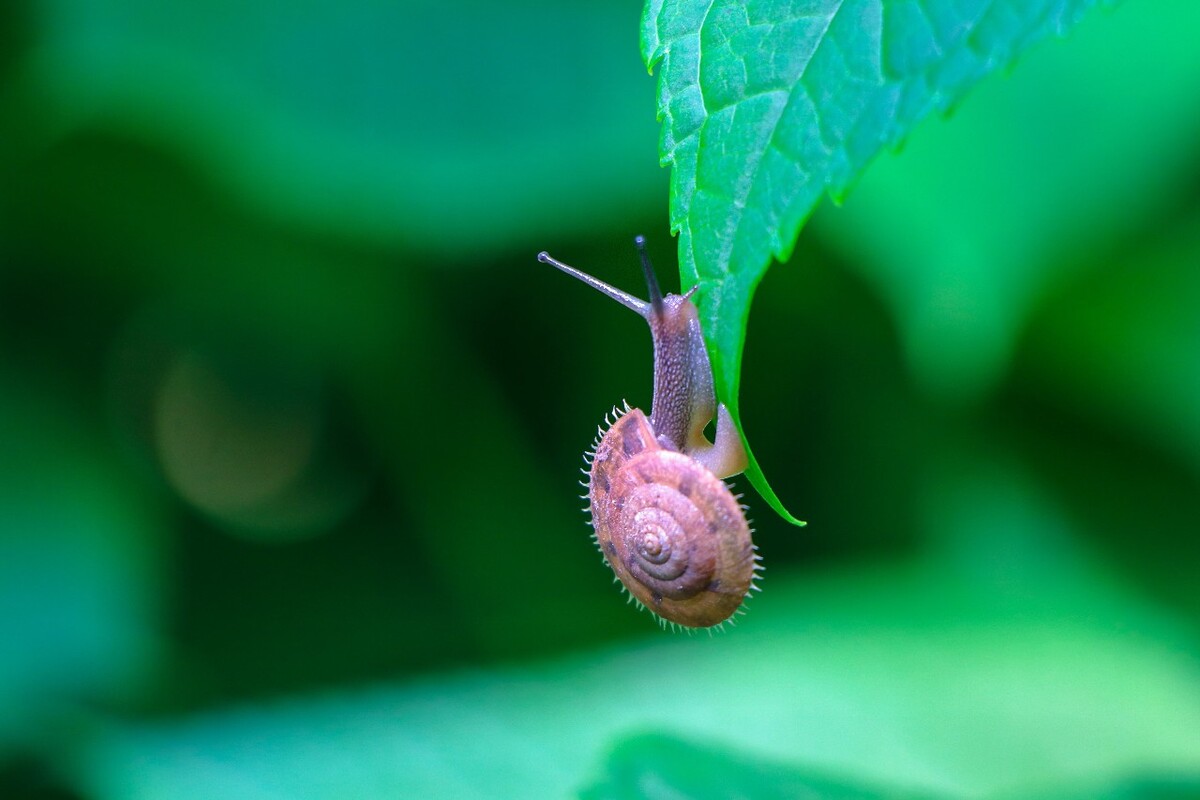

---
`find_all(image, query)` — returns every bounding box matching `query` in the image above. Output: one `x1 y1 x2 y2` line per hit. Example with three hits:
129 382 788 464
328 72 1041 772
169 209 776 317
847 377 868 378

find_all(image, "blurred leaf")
16 1 661 255
0 378 161 756
581 732 937 799
995 218 1200 622
1012 774 1200 800
640 0 1108 521
1019 218 1200 473
68 531 1200 798
812 0 1200 402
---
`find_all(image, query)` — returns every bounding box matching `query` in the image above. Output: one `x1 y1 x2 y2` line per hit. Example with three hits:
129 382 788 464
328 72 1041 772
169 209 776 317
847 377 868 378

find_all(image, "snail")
537 237 760 629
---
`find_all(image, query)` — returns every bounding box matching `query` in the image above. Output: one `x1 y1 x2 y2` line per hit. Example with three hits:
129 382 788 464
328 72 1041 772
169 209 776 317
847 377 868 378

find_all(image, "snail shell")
589 407 757 629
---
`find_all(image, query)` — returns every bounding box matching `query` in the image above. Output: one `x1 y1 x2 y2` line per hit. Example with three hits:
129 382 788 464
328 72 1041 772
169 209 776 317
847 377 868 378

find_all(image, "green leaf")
59 456 1200 799
810 0 1200 403
0 377 162 757
1022 219 1200 472
67 541 1200 798
14 1 662 254
581 732 939 799
640 0 1111 522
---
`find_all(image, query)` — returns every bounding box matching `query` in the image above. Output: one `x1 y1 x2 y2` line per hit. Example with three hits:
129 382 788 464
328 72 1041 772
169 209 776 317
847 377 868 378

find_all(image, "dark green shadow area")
1013 773 1200 800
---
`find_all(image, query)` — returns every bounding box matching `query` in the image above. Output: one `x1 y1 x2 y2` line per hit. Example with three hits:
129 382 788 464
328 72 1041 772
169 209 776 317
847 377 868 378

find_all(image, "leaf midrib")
701 0 847 276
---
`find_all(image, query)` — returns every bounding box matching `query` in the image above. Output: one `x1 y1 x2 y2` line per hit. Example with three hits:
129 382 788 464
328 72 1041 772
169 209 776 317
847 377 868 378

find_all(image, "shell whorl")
589 408 756 629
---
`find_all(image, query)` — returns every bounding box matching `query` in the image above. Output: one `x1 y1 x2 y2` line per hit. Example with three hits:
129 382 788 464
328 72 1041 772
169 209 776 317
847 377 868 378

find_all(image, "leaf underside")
640 0 1110 524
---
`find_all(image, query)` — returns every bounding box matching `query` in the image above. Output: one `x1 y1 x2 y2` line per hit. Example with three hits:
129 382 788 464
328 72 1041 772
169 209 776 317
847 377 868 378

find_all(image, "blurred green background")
2 0 1199 798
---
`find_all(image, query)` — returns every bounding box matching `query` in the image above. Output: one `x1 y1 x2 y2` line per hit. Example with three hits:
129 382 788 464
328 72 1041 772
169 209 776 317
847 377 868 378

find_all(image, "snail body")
537 238 759 628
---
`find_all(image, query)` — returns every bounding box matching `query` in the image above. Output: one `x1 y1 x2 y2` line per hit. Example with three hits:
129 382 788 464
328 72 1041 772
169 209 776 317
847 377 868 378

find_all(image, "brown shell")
589 409 755 628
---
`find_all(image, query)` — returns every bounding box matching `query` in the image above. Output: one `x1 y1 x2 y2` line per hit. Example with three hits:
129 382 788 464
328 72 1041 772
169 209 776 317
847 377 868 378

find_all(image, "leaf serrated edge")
639 0 666 69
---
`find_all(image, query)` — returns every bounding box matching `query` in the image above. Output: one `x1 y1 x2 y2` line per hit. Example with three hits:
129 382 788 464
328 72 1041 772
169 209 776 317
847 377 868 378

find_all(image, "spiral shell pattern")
589 408 756 628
